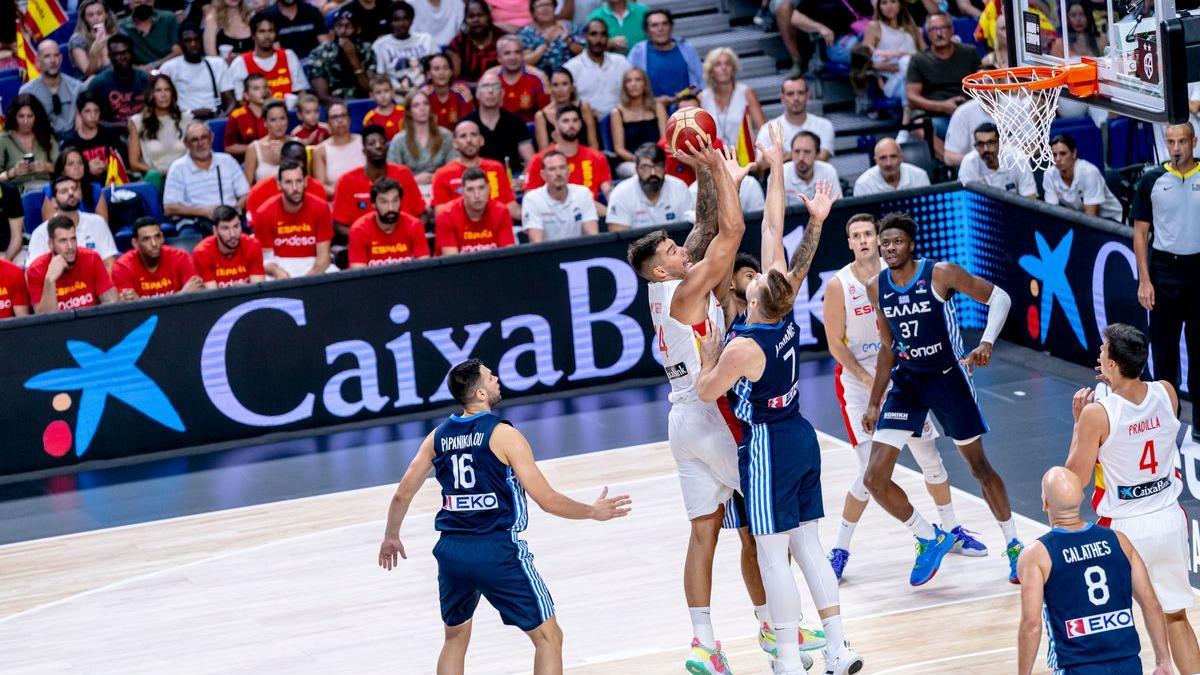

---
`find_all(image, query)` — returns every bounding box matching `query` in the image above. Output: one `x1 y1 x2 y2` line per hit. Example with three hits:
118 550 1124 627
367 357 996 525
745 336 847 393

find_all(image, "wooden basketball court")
0 431 1193 673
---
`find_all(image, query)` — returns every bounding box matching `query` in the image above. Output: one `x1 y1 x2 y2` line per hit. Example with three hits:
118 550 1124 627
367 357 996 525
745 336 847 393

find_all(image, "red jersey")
431 158 516 206
362 106 405 140
192 234 266 287
292 122 331 145
0 258 29 318
246 175 326 225
524 144 611 197
26 249 114 311
500 71 549 123
434 198 515 253
253 194 334 258
112 246 198 298
225 105 267 150
423 85 474 130
242 49 297 98
331 164 426 226
348 212 430 266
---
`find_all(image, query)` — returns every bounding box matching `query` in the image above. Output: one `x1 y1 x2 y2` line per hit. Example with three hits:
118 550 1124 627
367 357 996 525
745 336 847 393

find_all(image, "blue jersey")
878 259 964 373
1039 523 1139 671
432 411 529 536
730 310 801 424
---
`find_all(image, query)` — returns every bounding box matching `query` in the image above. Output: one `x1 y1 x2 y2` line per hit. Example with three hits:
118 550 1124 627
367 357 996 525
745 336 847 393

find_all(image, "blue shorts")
722 491 747 530
433 532 555 631
876 364 989 442
738 415 823 536
1055 655 1141 675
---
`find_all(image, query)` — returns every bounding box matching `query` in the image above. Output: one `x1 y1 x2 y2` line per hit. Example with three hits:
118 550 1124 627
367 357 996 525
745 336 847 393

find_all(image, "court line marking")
872 646 1017 673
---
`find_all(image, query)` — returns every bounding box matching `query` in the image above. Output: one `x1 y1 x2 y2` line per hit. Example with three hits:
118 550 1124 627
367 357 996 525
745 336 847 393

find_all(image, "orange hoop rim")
962 61 1100 97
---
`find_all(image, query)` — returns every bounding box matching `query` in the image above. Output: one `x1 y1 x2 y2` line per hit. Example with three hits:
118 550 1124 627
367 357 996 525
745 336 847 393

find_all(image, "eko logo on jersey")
767 385 797 409
1065 609 1134 638
443 493 499 511
1117 476 1173 500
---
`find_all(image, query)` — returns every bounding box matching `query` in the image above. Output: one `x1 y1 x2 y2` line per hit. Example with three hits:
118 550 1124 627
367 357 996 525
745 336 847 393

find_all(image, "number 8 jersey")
1093 382 1182 520
432 411 529 535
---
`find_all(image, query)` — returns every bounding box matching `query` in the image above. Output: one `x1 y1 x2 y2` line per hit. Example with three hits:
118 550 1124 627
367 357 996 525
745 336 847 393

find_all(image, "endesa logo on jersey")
1065 608 1134 638
443 493 499 511
1117 476 1173 500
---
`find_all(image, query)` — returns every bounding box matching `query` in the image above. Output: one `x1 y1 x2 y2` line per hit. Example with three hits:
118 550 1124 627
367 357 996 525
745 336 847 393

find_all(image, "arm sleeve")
1129 169 1158 222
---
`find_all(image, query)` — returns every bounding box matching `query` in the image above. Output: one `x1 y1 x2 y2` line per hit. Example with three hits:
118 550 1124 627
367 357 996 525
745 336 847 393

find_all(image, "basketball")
665 108 718 155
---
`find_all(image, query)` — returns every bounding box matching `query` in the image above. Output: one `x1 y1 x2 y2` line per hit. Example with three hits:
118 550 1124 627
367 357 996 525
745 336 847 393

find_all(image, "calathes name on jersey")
1060 539 1112 563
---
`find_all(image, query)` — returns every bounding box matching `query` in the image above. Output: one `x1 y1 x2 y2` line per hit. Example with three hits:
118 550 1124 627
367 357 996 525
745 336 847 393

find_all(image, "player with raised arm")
1017 466 1173 675
378 359 631 675
823 213 986 582
1065 323 1200 674
861 212 1021 587
695 129 862 674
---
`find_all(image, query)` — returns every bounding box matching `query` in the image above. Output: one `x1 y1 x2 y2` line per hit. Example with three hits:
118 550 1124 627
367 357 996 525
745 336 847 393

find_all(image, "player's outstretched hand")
591 486 632 521
378 536 406 570
671 134 715 171
959 342 993 374
717 144 753 188
799 180 837 224
1071 387 1096 422
756 122 787 170
862 403 879 434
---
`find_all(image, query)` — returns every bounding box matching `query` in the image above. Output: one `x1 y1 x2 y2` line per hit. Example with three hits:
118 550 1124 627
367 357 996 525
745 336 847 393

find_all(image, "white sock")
998 518 1018 543
775 622 803 667
936 502 959 532
754 603 770 626
834 518 856 551
689 607 715 647
904 510 936 540
822 614 846 651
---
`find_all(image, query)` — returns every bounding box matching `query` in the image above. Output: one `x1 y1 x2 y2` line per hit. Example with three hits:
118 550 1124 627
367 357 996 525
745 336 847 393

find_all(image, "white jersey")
835 262 884 368
1095 382 1182 519
648 279 726 405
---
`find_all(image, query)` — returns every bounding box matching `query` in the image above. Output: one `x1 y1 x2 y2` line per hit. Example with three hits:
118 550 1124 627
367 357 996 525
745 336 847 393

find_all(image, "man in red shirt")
193 206 269 288
26 217 117 314
113 218 204 300
435 167 515 255
483 35 549 124
431 119 520 221
348 177 431 268
245 141 324 225
0 258 30 318
332 125 425 238
253 161 335 277
230 14 308 101
225 74 270 160
525 104 612 202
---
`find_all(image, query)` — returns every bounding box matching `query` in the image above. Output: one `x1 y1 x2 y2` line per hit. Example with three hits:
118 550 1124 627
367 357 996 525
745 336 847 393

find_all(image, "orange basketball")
665 108 718 155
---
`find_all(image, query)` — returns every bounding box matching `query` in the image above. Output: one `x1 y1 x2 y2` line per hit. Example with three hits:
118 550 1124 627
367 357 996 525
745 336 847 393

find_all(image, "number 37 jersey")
878 259 963 373
432 411 529 536
1094 382 1182 519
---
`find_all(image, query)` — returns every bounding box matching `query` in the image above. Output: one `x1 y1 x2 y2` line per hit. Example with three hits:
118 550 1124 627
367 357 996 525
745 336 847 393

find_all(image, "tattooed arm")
683 168 718 262
788 180 835 286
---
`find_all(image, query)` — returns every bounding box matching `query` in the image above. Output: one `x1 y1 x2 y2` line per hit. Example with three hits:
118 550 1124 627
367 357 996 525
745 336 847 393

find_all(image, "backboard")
1001 0 1200 123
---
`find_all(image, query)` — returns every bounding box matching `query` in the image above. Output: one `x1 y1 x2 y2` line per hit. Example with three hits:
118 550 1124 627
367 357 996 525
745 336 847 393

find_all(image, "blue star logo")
1018 230 1087 349
24 316 185 457
1118 486 1134 499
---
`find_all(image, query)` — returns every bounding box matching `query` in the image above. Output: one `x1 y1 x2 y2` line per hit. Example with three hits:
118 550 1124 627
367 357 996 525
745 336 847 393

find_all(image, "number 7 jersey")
432 411 529 536
1093 382 1182 519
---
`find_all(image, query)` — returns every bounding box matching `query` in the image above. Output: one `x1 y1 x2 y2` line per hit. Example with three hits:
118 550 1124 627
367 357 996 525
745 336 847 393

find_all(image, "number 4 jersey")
432 411 529 535
1093 382 1182 520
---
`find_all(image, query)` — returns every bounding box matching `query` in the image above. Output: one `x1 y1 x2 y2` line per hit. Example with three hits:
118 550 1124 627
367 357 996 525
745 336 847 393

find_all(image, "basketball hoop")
962 61 1098 171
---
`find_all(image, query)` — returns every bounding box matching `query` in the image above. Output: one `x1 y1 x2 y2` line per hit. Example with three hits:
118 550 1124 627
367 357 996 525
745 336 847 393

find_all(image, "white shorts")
835 362 938 446
668 401 740 521
1109 506 1196 613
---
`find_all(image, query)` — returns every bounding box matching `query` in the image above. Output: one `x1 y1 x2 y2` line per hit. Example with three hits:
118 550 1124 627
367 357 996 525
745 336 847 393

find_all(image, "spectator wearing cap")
958 122 1036 198
225 74 270 161
564 19 631 119
1043 133 1122 221
465 71 536 176
227 13 310 104
852 138 930 196
164 120 251 224
29 176 118 270
84 33 151 132
20 40 85 137
332 124 425 241
264 0 329 60
525 104 612 202
60 92 125 185
159 23 237 120
26 216 117 314
306 8 376 106
373 2 437 93
435 167 516 255
943 98 992 167
784 131 842 205
113 218 203 300
0 255 30 318
521 150 599 242
348 177 431 268
483 36 551 124
193 205 270 288
432 120 520 220
627 10 702 103
586 0 650 54
253 160 335 277
1131 123 1200 439
120 0 182 69
246 140 326 223
906 12 981 149
755 76 834 166
421 53 476 130
389 89 458 184
606 142 691 231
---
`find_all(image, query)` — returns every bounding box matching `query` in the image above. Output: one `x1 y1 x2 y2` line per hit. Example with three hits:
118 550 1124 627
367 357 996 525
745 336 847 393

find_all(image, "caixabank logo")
1017 229 1087 349
23 316 185 458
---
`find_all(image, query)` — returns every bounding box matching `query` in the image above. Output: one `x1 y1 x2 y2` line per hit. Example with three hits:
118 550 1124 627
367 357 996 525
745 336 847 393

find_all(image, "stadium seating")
22 191 44 235
1049 117 1103 168
1107 117 1157 167
207 118 226 153
347 98 373 134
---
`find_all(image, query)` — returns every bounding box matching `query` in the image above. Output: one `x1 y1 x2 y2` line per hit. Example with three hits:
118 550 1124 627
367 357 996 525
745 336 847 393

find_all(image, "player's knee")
529 618 563 649
862 464 887 496
849 473 870 501
690 519 721 548
918 462 948 485
1165 609 1192 625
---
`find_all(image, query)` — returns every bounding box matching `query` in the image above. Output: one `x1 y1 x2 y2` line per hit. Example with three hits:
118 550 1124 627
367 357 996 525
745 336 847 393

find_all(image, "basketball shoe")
686 638 732 674
828 547 850 581
949 526 988 556
760 623 827 656
1006 538 1023 584
909 525 956 586
823 643 864 675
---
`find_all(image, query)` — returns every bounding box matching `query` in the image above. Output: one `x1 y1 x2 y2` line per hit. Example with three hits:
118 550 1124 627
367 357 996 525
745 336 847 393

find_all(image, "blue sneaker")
909 526 956 586
949 526 988 557
828 547 850 581
1006 539 1023 584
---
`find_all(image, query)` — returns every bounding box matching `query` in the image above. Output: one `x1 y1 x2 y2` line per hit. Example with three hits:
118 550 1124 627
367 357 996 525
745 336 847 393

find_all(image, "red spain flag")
105 153 130 187
734 114 756 167
22 0 68 42
17 31 40 82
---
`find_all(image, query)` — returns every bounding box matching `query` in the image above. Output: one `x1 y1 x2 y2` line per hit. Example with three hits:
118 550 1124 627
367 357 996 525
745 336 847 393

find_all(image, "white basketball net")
964 71 1064 171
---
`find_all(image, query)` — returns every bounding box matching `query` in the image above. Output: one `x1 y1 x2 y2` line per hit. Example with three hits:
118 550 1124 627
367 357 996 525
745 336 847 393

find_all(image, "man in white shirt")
159 23 235 119
853 138 931 196
409 0 464 49
564 19 631 116
164 121 251 223
1043 133 1123 221
606 143 693 231
373 2 436 91
756 75 835 166
783 131 841 206
227 14 310 104
29 177 118 269
943 98 992 167
958 123 1036 198
521 150 599 243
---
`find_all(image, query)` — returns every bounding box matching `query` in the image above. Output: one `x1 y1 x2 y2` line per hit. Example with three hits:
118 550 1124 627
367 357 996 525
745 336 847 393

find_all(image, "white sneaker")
823 645 863 675
770 653 814 673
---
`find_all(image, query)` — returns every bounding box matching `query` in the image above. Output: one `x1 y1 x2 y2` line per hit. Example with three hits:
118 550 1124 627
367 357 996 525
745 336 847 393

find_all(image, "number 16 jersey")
432 411 528 536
